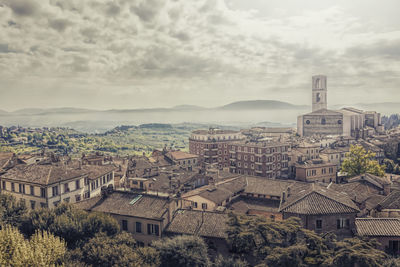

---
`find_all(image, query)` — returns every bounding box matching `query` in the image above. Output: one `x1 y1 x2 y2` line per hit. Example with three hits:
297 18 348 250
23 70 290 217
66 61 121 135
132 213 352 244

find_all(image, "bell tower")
312 75 327 112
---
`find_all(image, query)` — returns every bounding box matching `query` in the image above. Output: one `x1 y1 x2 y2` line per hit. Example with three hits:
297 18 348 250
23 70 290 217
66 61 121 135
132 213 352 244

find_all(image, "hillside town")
1 75 400 263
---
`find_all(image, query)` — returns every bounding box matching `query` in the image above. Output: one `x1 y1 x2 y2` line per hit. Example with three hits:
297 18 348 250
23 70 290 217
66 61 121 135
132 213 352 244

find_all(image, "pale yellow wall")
184 195 217 211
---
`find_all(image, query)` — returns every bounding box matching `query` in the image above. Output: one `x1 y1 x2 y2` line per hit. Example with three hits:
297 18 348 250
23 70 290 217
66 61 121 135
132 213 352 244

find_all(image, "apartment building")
189 128 244 169
228 141 290 178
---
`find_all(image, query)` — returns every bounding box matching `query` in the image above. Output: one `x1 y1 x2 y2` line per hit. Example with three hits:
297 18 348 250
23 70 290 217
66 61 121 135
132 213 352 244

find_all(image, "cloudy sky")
0 0 399 111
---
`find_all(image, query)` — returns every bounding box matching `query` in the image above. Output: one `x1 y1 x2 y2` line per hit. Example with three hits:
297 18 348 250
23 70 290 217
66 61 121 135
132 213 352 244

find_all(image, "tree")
152 235 210 267
341 145 385 177
0 193 27 228
327 238 386 267
21 203 119 248
0 225 66 266
76 232 158 267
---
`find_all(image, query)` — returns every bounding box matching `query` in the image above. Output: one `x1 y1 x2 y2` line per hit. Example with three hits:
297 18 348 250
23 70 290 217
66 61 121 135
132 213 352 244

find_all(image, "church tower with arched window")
312 75 327 112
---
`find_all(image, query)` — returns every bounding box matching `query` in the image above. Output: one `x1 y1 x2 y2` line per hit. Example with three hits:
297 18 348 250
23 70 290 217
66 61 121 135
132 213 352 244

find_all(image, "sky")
0 0 399 111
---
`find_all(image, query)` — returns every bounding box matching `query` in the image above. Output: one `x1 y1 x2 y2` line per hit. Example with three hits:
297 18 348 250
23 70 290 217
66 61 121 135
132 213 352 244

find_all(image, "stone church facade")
297 75 383 137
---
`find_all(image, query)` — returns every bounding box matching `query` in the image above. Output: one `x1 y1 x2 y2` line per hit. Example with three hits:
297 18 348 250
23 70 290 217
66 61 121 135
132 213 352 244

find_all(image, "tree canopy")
341 145 385 177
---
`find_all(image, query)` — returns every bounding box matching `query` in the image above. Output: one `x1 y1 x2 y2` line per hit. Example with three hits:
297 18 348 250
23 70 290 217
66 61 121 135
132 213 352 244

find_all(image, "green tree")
326 238 386 267
152 235 210 267
76 232 158 267
341 145 385 177
0 225 66 266
21 203 119 248
0 193 27 228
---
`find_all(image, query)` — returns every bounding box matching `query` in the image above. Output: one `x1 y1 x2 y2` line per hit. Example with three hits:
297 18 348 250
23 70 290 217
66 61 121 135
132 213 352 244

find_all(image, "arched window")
321 118 326 125
315 78 320 88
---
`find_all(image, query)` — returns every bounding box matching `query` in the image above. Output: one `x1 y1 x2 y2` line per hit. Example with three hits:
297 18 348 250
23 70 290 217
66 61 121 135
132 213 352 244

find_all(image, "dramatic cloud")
0 0 399 111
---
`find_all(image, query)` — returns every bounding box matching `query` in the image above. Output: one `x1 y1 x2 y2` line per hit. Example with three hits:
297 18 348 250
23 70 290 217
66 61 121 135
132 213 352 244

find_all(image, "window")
122 220 128 231
147 224 159 236
76 180 80 189
52 186 59 197
19 184 25 194
75 195 81 202
338 120 342 125
40 188 46 198
30 185 34 196
64 183 70 193
64 197 70 203
30 200 36 209
337 218 350 229
103 176 106 184
321 118 326 125
201 203 208 210
2 181 5 190
40 202 47 208
316 219 322 229
136 222 142 233
193 202 198 208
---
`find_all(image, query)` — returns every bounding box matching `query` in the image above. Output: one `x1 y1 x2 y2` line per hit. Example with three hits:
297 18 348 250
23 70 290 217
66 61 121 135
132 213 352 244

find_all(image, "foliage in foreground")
226 213 388 267
0 225 66 266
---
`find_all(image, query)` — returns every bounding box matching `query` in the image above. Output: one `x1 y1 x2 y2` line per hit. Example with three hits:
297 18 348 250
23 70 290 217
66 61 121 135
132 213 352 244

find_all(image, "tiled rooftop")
75 191 170 220
356 218 400 237
165 209 228 238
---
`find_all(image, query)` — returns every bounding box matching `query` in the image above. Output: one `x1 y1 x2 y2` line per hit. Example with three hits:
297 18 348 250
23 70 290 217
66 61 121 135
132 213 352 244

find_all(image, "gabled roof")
244 176 296 197
348 173 391 190
165 209 228 238
166 151 198 161
356 218 400 237
304 108 343 116
75 191 170 220
279 184 360 215
377 190 400 210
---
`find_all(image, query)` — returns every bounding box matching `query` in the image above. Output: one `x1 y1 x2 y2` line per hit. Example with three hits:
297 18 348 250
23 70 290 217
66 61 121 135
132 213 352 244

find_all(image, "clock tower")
312 75 327 112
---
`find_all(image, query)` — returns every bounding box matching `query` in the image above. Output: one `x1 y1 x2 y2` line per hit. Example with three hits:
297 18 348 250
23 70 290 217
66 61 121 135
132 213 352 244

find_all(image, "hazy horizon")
1 0 400 111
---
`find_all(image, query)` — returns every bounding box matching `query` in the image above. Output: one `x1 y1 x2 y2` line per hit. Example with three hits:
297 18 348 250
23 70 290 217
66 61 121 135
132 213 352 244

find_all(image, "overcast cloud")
0 0 399 110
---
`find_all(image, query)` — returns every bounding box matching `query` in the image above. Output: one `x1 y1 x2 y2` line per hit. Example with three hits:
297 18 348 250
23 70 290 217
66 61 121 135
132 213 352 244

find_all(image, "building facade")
229 141 290 178
189 129 244 169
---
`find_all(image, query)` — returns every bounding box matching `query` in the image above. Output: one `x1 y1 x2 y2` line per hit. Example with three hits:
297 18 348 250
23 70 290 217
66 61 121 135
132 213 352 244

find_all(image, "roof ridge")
46 166 52 184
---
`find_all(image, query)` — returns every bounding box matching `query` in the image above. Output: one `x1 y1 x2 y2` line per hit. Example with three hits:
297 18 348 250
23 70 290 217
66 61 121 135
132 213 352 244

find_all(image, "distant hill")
218 100 308 110
13 107 95 115
172 105 205 110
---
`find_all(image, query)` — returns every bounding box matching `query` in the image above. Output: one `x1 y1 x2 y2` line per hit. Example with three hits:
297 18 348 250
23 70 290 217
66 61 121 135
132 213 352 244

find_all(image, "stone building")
189 128 244 169
297 75 383 137
75 190 180 245
295 159 337 183
279 183 360 239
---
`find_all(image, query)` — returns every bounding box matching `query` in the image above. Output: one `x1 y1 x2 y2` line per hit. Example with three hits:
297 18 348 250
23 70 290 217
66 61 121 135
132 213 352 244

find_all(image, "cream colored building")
0 161 116 209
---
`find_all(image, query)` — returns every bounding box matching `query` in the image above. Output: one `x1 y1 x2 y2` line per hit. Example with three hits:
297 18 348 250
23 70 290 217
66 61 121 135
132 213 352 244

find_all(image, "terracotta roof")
229 197 280 214
279 184 360 215
198 178 246 204
165 209 228 238
0 152 14 170
356 218 400 237
166 151 198 161
1 163 87 185
329 182 382 204
75 191 169 220
348 173 391 189
80 164 117 180
244 177 296 197
377 190 400 210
